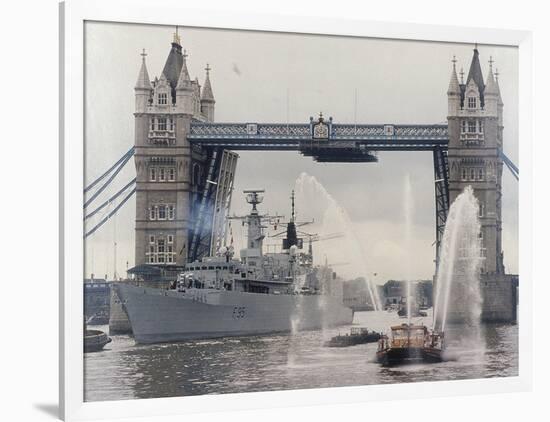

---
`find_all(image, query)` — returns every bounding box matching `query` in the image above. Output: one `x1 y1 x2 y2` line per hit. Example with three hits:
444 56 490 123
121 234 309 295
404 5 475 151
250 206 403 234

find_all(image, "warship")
115 189 354 344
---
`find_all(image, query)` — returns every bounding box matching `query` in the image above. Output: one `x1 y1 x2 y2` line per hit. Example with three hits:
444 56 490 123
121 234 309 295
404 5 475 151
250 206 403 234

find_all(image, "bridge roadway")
188 122 450 151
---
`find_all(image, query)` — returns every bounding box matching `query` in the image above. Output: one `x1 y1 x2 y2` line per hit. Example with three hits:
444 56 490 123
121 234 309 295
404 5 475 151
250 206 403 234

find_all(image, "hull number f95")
232 306 246 319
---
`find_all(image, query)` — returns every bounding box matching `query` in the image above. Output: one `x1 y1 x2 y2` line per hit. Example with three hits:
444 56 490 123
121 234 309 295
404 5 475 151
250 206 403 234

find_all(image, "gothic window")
478 120 484 133
468 120 477 133
167 246 174 263
168 118 174 131
479 203 485 217
149 167 156 181
158 117 167 131
157 239 166 263
167 235 173 244
477 168 484 180
468 97 477 109
461 121 467 133
168 168 175 181
168 205 175 220
470 168 475 180
158 205 166 220
158 93 168 105
461 168 467 181
158 239 165 253
149 207 156 220
159 168 166 181
150 118 155 131
149 235 155 244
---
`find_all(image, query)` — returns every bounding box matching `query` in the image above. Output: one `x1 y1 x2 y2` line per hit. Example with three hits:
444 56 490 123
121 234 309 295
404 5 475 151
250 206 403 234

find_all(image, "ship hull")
115 284 354 344
376 347 444 366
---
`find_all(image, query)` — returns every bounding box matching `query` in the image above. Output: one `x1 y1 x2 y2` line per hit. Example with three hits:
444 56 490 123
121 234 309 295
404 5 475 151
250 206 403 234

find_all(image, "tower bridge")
84 33 518 322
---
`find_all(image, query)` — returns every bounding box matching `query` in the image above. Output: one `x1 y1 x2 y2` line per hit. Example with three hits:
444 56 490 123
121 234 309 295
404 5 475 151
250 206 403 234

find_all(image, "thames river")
84 311 518 401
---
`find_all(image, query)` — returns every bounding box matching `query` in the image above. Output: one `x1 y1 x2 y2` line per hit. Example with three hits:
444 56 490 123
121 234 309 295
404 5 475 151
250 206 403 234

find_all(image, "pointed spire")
466 45 485 92
495 68 504 105
447 55 460 95
459 67 464 84
173 26 181 46
176 49 191 90
201 63 215 101
135 49 152 90
485 57 498 96
162 35 184 92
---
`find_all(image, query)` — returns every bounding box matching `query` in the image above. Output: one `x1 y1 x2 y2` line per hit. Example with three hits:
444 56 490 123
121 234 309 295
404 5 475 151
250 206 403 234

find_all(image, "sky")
83 21 519 283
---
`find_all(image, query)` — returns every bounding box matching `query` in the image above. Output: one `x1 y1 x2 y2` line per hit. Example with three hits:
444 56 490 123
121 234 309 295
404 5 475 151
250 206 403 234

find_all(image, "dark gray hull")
115 284 354 344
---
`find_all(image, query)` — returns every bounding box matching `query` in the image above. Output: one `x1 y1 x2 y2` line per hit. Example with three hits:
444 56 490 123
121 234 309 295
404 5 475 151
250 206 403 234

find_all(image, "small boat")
376 323 444 366
84 329 112 353
324 327 381 347
397 305 428 318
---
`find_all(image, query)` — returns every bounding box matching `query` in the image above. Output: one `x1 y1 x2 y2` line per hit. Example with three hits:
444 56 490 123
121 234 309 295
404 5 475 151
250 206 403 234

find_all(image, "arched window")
477 168 484 180
470 168 475 180
461 168 467 180
158 205 166 220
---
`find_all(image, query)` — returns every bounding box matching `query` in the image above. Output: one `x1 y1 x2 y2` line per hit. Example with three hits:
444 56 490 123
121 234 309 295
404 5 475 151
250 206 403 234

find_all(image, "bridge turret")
495 69 504 132
134 49 153 113
447 56 461 115
201 64 215 122
484 58 499 117
175 50 194 115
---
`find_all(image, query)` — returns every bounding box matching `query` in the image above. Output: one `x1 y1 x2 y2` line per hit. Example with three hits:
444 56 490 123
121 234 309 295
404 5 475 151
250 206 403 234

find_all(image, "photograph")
82 21 519 402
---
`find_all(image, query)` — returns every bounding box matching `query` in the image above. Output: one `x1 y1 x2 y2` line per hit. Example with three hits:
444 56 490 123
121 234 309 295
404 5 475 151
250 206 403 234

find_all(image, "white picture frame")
60 0 533 420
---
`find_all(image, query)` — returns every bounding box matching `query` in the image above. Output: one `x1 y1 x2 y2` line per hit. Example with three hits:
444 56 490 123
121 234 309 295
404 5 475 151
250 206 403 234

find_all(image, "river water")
84 310 518 402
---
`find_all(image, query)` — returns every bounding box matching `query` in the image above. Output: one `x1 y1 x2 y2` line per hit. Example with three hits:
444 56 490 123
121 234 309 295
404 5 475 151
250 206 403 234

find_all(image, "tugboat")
376 323 444 366
324 327 381 347
84 329 112 353
83 316 112 353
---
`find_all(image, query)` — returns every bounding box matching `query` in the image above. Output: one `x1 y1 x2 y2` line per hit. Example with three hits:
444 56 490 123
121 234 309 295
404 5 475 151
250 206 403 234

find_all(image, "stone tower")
447 47 505 275
133 32 215 267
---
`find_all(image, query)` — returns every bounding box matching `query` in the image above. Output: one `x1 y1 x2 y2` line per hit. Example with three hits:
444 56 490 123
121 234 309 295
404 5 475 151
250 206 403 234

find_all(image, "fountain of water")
433 186 484 339
404 174 413 322
294 172 382 311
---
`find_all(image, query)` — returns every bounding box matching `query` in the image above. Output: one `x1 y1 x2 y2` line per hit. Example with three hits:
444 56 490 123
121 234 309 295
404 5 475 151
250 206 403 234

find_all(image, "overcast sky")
84 21 518 283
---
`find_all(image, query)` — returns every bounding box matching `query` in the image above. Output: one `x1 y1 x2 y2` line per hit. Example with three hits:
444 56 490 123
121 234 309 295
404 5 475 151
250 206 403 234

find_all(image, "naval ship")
115 189 354 344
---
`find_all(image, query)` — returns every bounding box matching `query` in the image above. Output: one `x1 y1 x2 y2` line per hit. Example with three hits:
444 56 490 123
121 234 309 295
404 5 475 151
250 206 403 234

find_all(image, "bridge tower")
446 47 505 275
133 31 215 268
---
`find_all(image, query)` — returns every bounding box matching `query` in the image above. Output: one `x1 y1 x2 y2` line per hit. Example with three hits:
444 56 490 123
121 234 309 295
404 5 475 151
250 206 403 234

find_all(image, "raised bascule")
84 32 518 323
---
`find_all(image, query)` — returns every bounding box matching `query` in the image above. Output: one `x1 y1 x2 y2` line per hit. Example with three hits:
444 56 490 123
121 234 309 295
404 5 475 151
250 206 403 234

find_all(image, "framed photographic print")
60 0 533 420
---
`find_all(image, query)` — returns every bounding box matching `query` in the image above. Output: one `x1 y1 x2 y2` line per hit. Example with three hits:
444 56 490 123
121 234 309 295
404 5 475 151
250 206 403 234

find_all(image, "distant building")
381 280 433 308
342 278 375 310
84 277 111 318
